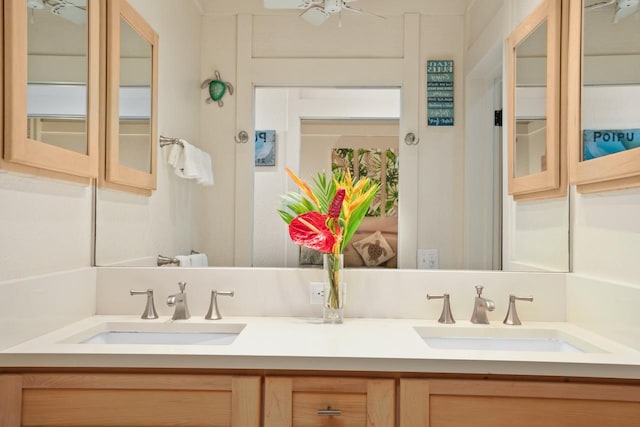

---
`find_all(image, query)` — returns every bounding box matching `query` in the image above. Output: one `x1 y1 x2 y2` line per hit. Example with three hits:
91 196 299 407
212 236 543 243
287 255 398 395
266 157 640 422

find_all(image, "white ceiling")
197 0 466 16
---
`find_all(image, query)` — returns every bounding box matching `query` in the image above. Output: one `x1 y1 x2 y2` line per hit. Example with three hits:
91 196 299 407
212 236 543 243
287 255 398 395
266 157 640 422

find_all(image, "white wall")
0 268 96 350
0 172 92 281
418 14 466 269
95 0 202 266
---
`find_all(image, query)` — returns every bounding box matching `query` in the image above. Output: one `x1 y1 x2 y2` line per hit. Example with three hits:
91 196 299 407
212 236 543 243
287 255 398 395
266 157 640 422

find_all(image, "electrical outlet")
309 282 324 304
417 249 439 269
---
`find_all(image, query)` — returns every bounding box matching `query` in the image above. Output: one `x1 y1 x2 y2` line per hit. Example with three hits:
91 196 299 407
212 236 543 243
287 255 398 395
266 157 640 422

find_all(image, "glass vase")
323 253 345 324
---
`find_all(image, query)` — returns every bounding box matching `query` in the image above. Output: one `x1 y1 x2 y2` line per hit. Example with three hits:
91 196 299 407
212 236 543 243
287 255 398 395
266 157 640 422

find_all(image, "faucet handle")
178 281 187 293
130 289 159 319
427 294 455 324
205 290 235 320
503 294 534 325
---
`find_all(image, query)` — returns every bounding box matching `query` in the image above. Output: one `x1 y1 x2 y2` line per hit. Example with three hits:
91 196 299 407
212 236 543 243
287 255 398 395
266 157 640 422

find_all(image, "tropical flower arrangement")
278 168 379 317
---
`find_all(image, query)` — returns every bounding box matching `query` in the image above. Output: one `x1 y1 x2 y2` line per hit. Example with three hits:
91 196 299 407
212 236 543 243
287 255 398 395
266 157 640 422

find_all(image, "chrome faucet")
470 285 495 324
205 290 235 320
167 281 190 320
503 294 534 325
426 293 455 324
130 289 159 319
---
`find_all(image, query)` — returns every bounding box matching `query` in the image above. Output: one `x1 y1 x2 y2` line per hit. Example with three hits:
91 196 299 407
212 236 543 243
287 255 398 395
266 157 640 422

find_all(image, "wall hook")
235 131 249 144
404 132 420 145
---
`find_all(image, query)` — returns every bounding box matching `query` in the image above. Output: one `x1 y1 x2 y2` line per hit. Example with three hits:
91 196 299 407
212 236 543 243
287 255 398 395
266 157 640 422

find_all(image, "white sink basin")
414 326 605 353
61 322 245 346
83 331 239 345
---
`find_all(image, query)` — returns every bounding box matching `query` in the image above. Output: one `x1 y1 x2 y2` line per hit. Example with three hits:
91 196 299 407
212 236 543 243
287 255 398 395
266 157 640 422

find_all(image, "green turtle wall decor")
201 70 234 107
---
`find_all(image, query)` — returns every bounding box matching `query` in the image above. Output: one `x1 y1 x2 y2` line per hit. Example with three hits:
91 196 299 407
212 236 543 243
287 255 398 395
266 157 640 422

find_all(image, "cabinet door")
264 376 395 427
1 373 260 427
3 0 99 180
400 379 640 427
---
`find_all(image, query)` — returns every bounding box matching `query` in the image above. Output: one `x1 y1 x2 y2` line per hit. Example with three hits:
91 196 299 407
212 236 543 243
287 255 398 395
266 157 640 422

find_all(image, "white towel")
189 253 209 267
175 255 191 267
197 151 215 186
167 139 214 186
174 141 202 180
167 142 184 167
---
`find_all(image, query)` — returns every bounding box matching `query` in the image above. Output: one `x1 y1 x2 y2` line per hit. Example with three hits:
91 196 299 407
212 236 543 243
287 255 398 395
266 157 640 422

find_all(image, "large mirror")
104 0 158 192
568 0 640 191
93 4 570 272
507 0 562 197
3 0 98 178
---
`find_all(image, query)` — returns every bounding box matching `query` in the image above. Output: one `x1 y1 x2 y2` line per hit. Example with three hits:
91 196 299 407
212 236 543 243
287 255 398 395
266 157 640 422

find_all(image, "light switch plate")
418 249 439 269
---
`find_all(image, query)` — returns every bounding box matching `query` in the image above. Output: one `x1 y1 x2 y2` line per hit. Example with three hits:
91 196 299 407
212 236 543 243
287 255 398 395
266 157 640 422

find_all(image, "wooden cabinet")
399 379 640 427
506 0 564 200
2 0 100 181
264 376 395 427
0 373 260 427
102 0 159 194
3 373 640 427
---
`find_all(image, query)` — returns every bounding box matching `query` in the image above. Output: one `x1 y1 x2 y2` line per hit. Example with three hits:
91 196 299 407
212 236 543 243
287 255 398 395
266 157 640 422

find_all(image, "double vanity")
2 315 639 426
2 268 640 427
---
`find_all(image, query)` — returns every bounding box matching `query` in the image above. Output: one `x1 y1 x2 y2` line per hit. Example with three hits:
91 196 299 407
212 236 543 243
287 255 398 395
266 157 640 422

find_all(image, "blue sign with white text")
427 60 454 126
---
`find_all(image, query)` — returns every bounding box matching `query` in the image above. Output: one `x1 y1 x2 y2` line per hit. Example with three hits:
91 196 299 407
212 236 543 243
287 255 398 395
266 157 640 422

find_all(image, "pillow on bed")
352 231 395 267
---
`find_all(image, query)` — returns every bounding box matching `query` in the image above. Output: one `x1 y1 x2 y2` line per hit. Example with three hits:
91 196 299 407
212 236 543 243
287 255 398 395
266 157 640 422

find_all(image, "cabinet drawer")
265 376 395 427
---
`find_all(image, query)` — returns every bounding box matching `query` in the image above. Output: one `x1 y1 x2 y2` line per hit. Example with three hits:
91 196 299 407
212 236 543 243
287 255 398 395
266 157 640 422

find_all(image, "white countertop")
1 316 639 379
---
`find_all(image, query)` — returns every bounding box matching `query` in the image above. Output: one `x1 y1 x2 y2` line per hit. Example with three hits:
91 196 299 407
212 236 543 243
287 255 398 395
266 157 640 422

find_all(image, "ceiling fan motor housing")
324 0 342 13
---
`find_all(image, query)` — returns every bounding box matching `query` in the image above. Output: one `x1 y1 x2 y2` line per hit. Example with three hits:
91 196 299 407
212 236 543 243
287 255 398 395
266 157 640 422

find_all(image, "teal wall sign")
583 129 640 161
427 60 454 126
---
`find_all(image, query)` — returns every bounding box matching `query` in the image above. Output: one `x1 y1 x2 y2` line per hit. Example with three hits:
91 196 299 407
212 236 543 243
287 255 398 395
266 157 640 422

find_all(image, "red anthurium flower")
328 188 346 219
289 211 335 254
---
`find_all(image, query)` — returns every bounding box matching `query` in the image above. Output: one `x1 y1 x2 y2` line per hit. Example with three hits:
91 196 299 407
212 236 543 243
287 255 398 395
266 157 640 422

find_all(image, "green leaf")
339 181 380 252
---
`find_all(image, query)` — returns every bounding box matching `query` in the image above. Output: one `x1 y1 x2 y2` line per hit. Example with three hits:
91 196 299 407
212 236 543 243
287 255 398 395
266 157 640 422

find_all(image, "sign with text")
427 60 454 127
583 129 640 161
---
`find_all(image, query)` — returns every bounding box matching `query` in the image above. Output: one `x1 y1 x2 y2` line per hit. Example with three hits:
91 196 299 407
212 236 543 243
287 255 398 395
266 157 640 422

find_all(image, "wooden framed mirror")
567 0 640 193
507 0 563 198
3 0 99 179
104 0 158 193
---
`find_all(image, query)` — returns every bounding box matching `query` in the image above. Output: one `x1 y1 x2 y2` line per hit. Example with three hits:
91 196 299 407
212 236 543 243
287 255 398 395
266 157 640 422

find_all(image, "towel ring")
404 132 420 145
235 131 249 144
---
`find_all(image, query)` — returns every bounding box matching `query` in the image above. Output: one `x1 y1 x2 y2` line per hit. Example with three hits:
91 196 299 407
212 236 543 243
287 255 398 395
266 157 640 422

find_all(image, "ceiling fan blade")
584 0 616 10
342 5 386 20
614 0 639 22
264 0 317 9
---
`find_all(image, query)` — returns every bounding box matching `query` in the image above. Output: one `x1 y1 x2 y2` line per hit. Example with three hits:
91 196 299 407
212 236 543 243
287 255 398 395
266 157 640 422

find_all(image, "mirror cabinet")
1 0 157 194
567 0 640 193
3 0 99 179
103 0 158 194
507 0 564 200
6 0 635 198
